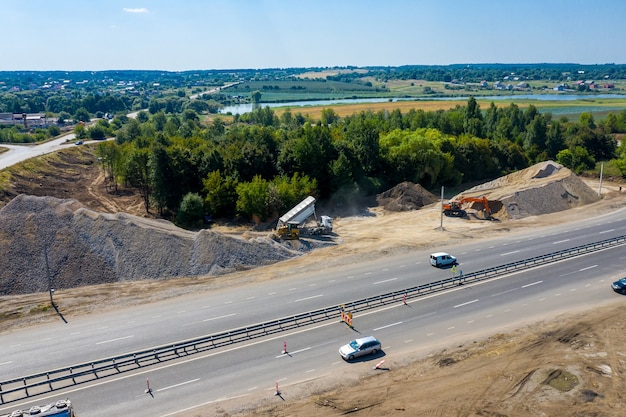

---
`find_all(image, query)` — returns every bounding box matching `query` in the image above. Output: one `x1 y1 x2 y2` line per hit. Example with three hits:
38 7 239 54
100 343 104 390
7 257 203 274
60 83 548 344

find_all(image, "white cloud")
123 8 149 14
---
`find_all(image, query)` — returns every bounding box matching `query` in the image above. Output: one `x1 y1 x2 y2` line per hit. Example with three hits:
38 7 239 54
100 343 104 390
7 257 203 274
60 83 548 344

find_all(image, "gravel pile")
376 181 438 211
0 195 302 295
457 161 600 219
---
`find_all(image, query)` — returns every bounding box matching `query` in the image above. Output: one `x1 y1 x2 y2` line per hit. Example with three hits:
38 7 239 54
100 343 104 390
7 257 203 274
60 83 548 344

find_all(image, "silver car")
339 336 381 360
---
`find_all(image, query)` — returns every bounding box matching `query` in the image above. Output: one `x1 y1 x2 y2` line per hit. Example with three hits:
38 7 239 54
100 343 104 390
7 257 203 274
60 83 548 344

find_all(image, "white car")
339 336 381 360
430 252 457 267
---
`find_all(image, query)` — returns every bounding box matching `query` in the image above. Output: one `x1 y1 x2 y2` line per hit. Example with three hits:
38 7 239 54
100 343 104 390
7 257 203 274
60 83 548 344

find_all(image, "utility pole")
44 243 54 308
438 185 444 230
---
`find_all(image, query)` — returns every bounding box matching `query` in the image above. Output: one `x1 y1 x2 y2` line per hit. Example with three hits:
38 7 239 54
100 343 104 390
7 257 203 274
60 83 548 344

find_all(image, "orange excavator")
442 196 491 218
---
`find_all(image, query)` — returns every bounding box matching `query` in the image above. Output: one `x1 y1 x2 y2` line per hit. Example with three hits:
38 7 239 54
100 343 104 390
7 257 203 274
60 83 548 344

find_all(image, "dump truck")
275 196 333 239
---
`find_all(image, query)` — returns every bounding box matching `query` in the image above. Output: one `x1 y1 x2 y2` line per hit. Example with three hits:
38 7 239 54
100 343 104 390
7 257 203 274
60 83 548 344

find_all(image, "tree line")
90 98 626 229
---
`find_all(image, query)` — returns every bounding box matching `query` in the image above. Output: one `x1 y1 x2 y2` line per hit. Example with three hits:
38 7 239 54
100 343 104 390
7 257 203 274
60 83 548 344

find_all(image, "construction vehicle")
275 196 333 239
443 196 491 218
1 399 75 417
275 221 301 240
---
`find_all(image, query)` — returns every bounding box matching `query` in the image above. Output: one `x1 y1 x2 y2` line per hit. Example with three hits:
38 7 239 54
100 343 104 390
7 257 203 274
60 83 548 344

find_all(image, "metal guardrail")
2 234 625 404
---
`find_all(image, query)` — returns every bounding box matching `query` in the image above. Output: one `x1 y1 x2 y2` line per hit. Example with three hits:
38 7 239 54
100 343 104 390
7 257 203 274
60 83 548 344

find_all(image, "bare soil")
1 145 626 416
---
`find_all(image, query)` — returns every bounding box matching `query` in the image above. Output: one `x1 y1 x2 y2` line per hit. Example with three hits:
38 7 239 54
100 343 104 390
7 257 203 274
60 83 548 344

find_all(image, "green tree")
320 108 339 125
236 175 270 222
73 107 91 123
251 90 262 103
556 146 595 174
125 146 152 213
176 193 205 228
203 170 238 218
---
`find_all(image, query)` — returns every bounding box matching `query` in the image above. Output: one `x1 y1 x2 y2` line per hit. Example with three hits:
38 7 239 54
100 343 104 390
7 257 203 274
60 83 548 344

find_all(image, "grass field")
271 97 626 122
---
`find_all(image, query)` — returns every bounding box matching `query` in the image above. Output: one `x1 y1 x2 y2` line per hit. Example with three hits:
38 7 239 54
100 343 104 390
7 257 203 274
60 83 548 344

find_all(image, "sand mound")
0 195 302 295
456 161 600 219
376 182 438 211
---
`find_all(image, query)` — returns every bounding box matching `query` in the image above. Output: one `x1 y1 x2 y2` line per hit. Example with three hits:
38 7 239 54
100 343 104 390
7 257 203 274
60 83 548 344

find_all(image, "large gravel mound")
376 181 438 211
0 195 300 295
456 161 600 219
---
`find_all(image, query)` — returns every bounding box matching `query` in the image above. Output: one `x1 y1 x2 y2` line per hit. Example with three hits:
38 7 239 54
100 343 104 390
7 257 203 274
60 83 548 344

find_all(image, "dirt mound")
0 195 304 295
456 161 600 219
376 181 438 211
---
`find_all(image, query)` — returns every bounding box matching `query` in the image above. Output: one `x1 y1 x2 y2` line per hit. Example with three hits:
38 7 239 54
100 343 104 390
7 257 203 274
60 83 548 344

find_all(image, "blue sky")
2 0 625 71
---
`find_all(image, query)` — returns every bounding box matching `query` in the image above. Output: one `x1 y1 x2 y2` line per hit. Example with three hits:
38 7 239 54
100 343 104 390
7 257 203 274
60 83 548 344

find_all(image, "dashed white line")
500 250 520 256
156 378 200 392
305 369 315 373
96 335 134 345
522 280 543 288
0 361 13 366
267 292 276 296
466 320 475 324
203 313 236 322
454 299 478 308
599 229 615 234
294 294 323 302
579 265 598 271
275 347 311 359
373 321 402 331
374 278 398 285
553 239 570 244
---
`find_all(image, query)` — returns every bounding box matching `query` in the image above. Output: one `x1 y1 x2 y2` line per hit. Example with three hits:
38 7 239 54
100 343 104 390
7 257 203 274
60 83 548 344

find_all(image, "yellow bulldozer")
275 221 301 240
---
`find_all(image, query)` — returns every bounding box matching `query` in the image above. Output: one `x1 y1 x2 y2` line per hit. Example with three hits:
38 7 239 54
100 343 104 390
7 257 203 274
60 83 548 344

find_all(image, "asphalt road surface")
1 207 625 416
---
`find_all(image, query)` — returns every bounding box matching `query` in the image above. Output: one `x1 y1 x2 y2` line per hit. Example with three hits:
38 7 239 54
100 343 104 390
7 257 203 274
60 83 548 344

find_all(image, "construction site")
1 151 626 417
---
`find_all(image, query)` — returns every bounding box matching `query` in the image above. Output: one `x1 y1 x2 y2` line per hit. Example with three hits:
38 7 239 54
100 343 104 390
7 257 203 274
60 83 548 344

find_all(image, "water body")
219 94 626 115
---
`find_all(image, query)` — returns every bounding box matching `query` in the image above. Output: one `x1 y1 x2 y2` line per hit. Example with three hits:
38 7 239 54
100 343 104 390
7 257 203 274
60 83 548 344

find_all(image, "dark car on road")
612 278 626 294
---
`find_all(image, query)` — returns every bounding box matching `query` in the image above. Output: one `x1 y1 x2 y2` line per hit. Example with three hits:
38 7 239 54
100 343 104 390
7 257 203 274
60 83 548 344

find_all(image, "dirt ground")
2 145 626 416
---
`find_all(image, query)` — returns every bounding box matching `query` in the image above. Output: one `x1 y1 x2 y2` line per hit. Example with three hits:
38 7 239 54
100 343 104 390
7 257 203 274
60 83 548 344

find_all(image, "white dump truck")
275 196 333 239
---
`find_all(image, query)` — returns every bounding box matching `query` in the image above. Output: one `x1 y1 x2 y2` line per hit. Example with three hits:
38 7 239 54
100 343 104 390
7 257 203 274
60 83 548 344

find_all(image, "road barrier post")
374 359 386 370
282 341 287 354
403 293 407 305
275 381 280 396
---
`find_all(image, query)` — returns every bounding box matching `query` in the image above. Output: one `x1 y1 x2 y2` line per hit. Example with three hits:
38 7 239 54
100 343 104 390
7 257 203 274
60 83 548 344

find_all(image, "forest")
88 98 626 228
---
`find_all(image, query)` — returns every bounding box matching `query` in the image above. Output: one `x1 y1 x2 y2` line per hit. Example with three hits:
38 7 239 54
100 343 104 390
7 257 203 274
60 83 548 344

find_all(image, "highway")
1 206 625 416
0 134 78 170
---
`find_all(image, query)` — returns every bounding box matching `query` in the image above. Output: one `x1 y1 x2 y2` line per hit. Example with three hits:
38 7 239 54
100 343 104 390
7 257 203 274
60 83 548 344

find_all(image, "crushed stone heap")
0 195 299 295
458 161 600 219
376 181 438 211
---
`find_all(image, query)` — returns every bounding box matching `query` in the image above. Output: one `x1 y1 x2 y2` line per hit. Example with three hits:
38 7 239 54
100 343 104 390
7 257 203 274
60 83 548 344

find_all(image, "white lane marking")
70 331 81 335
96 335 134 345
553 239 570 244
579 265 598 271
373 321 402 331
246 296 255 300
347 275 354 279
98 326 110 329
454 299 478 308
203 313 236 322
585 284 592 287
201 305 211 309
156 378 200 392
448 326 455 330
309 284 317 287
275 347 312 359
0 361 13 366
382 268 389 271
555 293 562 296
522 280 543 288
399 264 407 268
305 369 315 373
500 250 520 256
485 314 493 318
467 320 475 324
328 280 335 283
491 288 518 297
404 339 413 343
41 338 51 342
427 333 434 336
599 229 615 234
294 294 323 302
570 289 577 292
288 288 297 291
374 278 398 285
267 292 276 295
177 310 186 314
365 272 372 275
247 386 257 391
224 301 232 304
